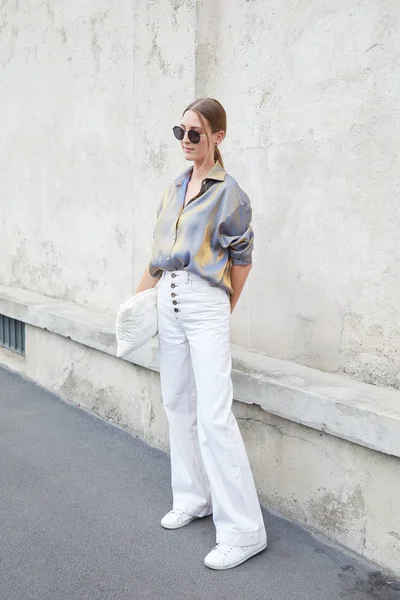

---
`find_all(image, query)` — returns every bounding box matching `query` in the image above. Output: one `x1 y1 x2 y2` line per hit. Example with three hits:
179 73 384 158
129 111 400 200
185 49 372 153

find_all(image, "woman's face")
179 110 224 163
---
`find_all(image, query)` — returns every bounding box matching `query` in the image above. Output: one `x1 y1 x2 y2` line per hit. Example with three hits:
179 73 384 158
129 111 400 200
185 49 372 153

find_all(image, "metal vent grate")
0 315 25 354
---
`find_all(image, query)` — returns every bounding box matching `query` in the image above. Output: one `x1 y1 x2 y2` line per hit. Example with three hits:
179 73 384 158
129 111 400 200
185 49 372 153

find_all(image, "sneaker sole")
161 516 198 530
204 540 268 570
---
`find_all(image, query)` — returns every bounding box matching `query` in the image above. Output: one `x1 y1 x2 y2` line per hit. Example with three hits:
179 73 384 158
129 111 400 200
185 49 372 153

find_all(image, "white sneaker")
160 509 198 529
204 539 267 570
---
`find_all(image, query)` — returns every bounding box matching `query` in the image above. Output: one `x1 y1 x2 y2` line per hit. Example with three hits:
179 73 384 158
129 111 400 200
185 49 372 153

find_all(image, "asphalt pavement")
1 365 399 600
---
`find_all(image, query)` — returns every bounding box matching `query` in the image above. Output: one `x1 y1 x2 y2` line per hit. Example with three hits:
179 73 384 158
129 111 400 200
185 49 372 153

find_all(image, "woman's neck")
191 157 215 181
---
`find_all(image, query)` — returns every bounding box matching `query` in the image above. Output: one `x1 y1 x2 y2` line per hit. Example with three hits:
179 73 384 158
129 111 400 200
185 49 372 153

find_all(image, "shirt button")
174 308 179 313
173 301 177 305
171 293 176 298
171 284 176 289
171 273 177 278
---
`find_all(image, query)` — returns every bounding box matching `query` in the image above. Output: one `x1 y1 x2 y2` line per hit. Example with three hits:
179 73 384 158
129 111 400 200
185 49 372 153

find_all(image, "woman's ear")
216 130 225 145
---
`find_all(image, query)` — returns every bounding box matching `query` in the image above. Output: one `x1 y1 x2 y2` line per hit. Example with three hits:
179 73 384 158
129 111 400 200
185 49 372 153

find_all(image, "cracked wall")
0 0 136 313
195 0 400 390
2 324 399 576
0 0 399 388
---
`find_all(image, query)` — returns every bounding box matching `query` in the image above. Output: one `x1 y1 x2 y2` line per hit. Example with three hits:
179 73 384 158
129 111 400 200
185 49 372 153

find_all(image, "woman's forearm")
230 264 252 312
135 267 160 294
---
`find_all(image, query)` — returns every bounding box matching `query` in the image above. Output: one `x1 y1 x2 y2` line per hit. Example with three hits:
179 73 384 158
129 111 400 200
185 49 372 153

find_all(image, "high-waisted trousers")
158 270 267 546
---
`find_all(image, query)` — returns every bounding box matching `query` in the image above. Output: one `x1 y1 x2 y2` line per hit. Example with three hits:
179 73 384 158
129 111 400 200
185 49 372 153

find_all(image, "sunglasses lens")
188 130 201 144
173 126 184 141
173 126 201 144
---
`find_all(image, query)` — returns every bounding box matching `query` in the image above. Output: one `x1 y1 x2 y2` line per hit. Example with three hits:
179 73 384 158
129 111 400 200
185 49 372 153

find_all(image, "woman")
136 98 267 570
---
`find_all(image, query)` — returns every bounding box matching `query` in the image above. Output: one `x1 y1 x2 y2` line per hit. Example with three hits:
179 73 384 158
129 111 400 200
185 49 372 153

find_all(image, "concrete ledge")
1 284 400 458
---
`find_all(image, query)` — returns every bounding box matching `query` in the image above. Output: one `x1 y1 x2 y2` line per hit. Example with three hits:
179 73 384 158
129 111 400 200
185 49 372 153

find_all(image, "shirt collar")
175 161 226 184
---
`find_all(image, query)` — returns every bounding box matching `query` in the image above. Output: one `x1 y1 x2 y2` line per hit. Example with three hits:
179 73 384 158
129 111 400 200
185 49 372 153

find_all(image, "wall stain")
90 12 109 72
45 0 54 21
340 312 400 390
307 486 364 536
87 278 98 291
11 240 63 287
63 284 80 304
114 227 127 250
90 29 101 72
149 143 168 175
149 403 155 427
60 367 125 428
59 26 67 45
170 0 185 26
148 33 168 74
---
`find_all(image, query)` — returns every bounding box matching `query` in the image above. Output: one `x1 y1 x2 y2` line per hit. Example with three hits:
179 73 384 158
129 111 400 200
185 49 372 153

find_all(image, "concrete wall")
2 326 400 577
1 1 399 387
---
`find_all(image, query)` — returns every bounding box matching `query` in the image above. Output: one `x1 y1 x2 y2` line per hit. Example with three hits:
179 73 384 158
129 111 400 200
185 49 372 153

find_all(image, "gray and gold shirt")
149 161 254 294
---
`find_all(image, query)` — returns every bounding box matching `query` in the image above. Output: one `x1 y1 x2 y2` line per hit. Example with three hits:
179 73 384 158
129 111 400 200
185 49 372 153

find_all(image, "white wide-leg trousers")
158 270 267 547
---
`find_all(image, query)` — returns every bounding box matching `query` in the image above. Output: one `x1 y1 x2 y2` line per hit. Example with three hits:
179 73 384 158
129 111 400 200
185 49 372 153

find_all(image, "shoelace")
213 544 249 555
170 509 189 519
214 544 231 555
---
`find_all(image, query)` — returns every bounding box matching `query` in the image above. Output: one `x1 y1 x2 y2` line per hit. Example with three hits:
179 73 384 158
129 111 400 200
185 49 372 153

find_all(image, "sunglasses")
173 125 204 145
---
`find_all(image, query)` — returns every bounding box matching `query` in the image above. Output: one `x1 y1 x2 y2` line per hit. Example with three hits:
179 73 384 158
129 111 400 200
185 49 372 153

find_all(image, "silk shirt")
149 161 254 294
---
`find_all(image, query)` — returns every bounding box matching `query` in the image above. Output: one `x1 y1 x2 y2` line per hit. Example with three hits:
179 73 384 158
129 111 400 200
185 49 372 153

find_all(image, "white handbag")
115 287 158 357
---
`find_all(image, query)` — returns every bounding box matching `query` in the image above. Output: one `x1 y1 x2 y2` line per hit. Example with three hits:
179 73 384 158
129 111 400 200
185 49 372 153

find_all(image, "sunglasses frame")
172 125 202 145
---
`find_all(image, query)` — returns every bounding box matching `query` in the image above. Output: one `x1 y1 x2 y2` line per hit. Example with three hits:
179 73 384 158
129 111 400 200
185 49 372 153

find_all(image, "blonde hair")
183 98 227 168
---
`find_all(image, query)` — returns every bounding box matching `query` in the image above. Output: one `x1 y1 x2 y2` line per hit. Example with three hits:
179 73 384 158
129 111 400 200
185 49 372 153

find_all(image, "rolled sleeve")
218 187 254 266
